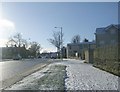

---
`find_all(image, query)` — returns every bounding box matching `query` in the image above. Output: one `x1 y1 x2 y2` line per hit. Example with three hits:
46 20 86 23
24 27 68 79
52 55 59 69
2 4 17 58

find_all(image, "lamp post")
54 27 63 60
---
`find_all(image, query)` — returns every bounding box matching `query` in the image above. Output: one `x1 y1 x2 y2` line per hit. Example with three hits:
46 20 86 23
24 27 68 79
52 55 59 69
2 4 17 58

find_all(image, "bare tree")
71 35 80 44
6 37 16 47
28 41 42 57
13 33 22 47
48 31 64 57
6 33 28 48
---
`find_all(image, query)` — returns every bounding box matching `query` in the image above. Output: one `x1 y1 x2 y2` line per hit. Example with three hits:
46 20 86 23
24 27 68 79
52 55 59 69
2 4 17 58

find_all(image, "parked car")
13 54 22 60
37 55 42 58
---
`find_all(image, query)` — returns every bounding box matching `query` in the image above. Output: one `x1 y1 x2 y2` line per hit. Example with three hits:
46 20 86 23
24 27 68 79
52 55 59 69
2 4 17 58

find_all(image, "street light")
54 27 63 60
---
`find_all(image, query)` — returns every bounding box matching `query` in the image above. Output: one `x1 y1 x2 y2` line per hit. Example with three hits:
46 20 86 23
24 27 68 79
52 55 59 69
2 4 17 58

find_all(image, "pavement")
62 60 119 90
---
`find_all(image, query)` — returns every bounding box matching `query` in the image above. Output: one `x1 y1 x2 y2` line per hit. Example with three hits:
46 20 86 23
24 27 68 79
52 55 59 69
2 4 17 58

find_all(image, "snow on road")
59 59 119 90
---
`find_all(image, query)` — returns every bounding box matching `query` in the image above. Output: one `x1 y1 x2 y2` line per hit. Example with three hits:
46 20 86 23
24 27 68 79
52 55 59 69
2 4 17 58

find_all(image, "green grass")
25 64 66 90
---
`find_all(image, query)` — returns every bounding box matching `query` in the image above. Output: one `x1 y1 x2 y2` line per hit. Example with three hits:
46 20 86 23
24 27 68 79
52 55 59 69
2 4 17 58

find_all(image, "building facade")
95 24 119 47
93 24 120 76
67 42 96 59
2 46 28 59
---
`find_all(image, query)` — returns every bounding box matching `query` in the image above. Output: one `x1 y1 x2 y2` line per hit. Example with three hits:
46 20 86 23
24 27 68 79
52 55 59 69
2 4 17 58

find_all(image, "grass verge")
23 64 66 90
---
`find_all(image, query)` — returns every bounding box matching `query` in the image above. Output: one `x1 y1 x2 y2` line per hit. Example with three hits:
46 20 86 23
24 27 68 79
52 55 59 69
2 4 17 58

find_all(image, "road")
0 58 54 89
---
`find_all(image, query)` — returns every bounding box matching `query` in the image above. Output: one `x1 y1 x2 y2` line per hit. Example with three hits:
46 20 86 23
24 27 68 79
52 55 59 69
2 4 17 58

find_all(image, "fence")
93 45 120 76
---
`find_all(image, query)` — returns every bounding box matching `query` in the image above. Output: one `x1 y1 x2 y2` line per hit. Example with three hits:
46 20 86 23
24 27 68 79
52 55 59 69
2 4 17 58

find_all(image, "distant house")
40 52 51 58
61 46 67 58
67 43 80 59
2 46 28 59
2 47 17 59
50 52 57 59
95 24 120 47
67 42 96 60
40 52 58 59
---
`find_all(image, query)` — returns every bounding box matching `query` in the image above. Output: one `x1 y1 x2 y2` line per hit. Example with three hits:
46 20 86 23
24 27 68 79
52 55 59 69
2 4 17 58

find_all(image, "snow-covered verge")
5 63 66 90
60 60 119 90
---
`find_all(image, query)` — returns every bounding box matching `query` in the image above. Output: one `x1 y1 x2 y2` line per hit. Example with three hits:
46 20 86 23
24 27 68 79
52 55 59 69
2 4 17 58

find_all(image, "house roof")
67 43 80 46
96 24 119 34
80 42 95 44
105 24 118 30
67 42 95 46
96 28 105 34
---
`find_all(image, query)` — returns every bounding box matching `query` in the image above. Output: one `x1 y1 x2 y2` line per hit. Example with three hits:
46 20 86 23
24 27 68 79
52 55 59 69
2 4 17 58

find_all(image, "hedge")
93 45 120 77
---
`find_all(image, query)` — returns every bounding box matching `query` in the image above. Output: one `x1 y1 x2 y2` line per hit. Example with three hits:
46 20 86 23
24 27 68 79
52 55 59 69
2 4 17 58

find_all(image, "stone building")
67 42 96 60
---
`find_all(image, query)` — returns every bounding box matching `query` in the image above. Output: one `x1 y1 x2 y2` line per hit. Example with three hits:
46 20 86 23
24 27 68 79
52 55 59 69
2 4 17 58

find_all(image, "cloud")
41 47 56 53
0 19 16 39
0 19 15 31
0 19 16 47
0 39 8 47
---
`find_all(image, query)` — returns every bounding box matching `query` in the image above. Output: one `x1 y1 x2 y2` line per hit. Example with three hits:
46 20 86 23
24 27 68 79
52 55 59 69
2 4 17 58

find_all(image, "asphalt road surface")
1 59 50 81
0 59 54 89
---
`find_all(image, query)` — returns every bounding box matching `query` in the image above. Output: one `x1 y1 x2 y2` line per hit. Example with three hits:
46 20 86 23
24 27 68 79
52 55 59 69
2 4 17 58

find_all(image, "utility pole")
60 27 63 60
54 27 63 61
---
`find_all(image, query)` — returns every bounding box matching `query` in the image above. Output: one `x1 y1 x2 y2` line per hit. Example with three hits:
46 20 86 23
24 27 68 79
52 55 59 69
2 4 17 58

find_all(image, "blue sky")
1 2 118 52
